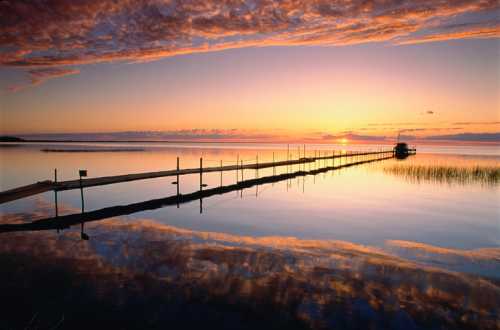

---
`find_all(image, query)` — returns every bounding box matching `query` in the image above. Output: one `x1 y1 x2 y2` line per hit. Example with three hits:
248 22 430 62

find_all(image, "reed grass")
383 164 500 185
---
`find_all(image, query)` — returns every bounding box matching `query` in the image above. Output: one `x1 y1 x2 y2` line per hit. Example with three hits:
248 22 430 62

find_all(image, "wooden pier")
0 149 395 205
0 153 395 234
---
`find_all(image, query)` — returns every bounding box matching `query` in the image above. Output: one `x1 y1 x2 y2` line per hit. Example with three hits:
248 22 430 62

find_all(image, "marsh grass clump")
383 164 500 185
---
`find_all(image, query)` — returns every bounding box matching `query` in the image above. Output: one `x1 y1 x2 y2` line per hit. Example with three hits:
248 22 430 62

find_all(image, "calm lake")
1 142 499 329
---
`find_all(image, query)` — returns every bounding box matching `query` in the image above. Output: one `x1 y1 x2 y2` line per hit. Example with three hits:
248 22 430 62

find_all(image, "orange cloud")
1 0 498 88
396 25 500 44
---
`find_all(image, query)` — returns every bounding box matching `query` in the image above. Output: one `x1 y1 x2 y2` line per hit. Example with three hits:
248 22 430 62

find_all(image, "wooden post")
256 157 259 197
297 146 300 171
199 158 203 190
287 144 290 173
240 160 244 199
176 157 180 208
54 169 58 218
256 154 259 179
78 170 87 213
236 154 239 183
303 144 306 171
220 160 223 187
272 152 275 176
241 160 244 181
199 157 203 214
299 145 302 171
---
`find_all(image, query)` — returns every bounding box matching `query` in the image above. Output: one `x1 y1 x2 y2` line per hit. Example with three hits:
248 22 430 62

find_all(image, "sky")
0 0 499 143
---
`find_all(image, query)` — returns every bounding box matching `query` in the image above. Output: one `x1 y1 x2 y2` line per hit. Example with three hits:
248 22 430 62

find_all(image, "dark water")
1 142 499 329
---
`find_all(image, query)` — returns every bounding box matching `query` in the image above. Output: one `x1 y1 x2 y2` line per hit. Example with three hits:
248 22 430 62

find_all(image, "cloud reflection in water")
1 208 499 330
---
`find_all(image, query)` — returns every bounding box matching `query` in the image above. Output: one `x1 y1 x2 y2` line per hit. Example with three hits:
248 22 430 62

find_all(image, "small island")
0 136 25 142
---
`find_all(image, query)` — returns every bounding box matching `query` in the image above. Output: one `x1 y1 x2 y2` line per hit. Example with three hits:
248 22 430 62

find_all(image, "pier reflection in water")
1 143 499 330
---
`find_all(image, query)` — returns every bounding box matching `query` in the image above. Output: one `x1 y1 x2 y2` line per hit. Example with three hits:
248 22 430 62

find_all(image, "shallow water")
1 142 499 329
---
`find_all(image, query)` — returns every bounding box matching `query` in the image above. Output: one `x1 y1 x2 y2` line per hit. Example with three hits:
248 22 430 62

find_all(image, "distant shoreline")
2 139 285 144
0 136 301 144
0 137 498 146
41 148 146 153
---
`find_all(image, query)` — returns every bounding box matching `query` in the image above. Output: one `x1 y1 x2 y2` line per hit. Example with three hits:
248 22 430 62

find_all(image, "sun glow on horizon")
0 2 498 144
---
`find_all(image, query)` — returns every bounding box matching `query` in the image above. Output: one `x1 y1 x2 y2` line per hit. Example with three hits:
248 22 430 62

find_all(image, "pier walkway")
0 153 395 233
0 149 395 205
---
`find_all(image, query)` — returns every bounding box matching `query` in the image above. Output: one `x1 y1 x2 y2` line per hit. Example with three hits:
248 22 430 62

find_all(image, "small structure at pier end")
393 132 417 159
393 142 416 159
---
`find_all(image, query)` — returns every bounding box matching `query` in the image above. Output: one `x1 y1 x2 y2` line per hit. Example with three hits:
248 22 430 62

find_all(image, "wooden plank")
0 181 57 204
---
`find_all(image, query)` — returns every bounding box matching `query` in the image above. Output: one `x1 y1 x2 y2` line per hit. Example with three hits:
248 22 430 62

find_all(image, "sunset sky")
1 1 499 143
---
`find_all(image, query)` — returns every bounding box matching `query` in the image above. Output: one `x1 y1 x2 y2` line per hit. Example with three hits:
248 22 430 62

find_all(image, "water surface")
1 142 499 329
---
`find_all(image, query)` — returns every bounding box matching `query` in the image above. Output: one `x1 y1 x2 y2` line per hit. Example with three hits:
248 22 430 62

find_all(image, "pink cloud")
1 1 498 88
7 68 80 92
